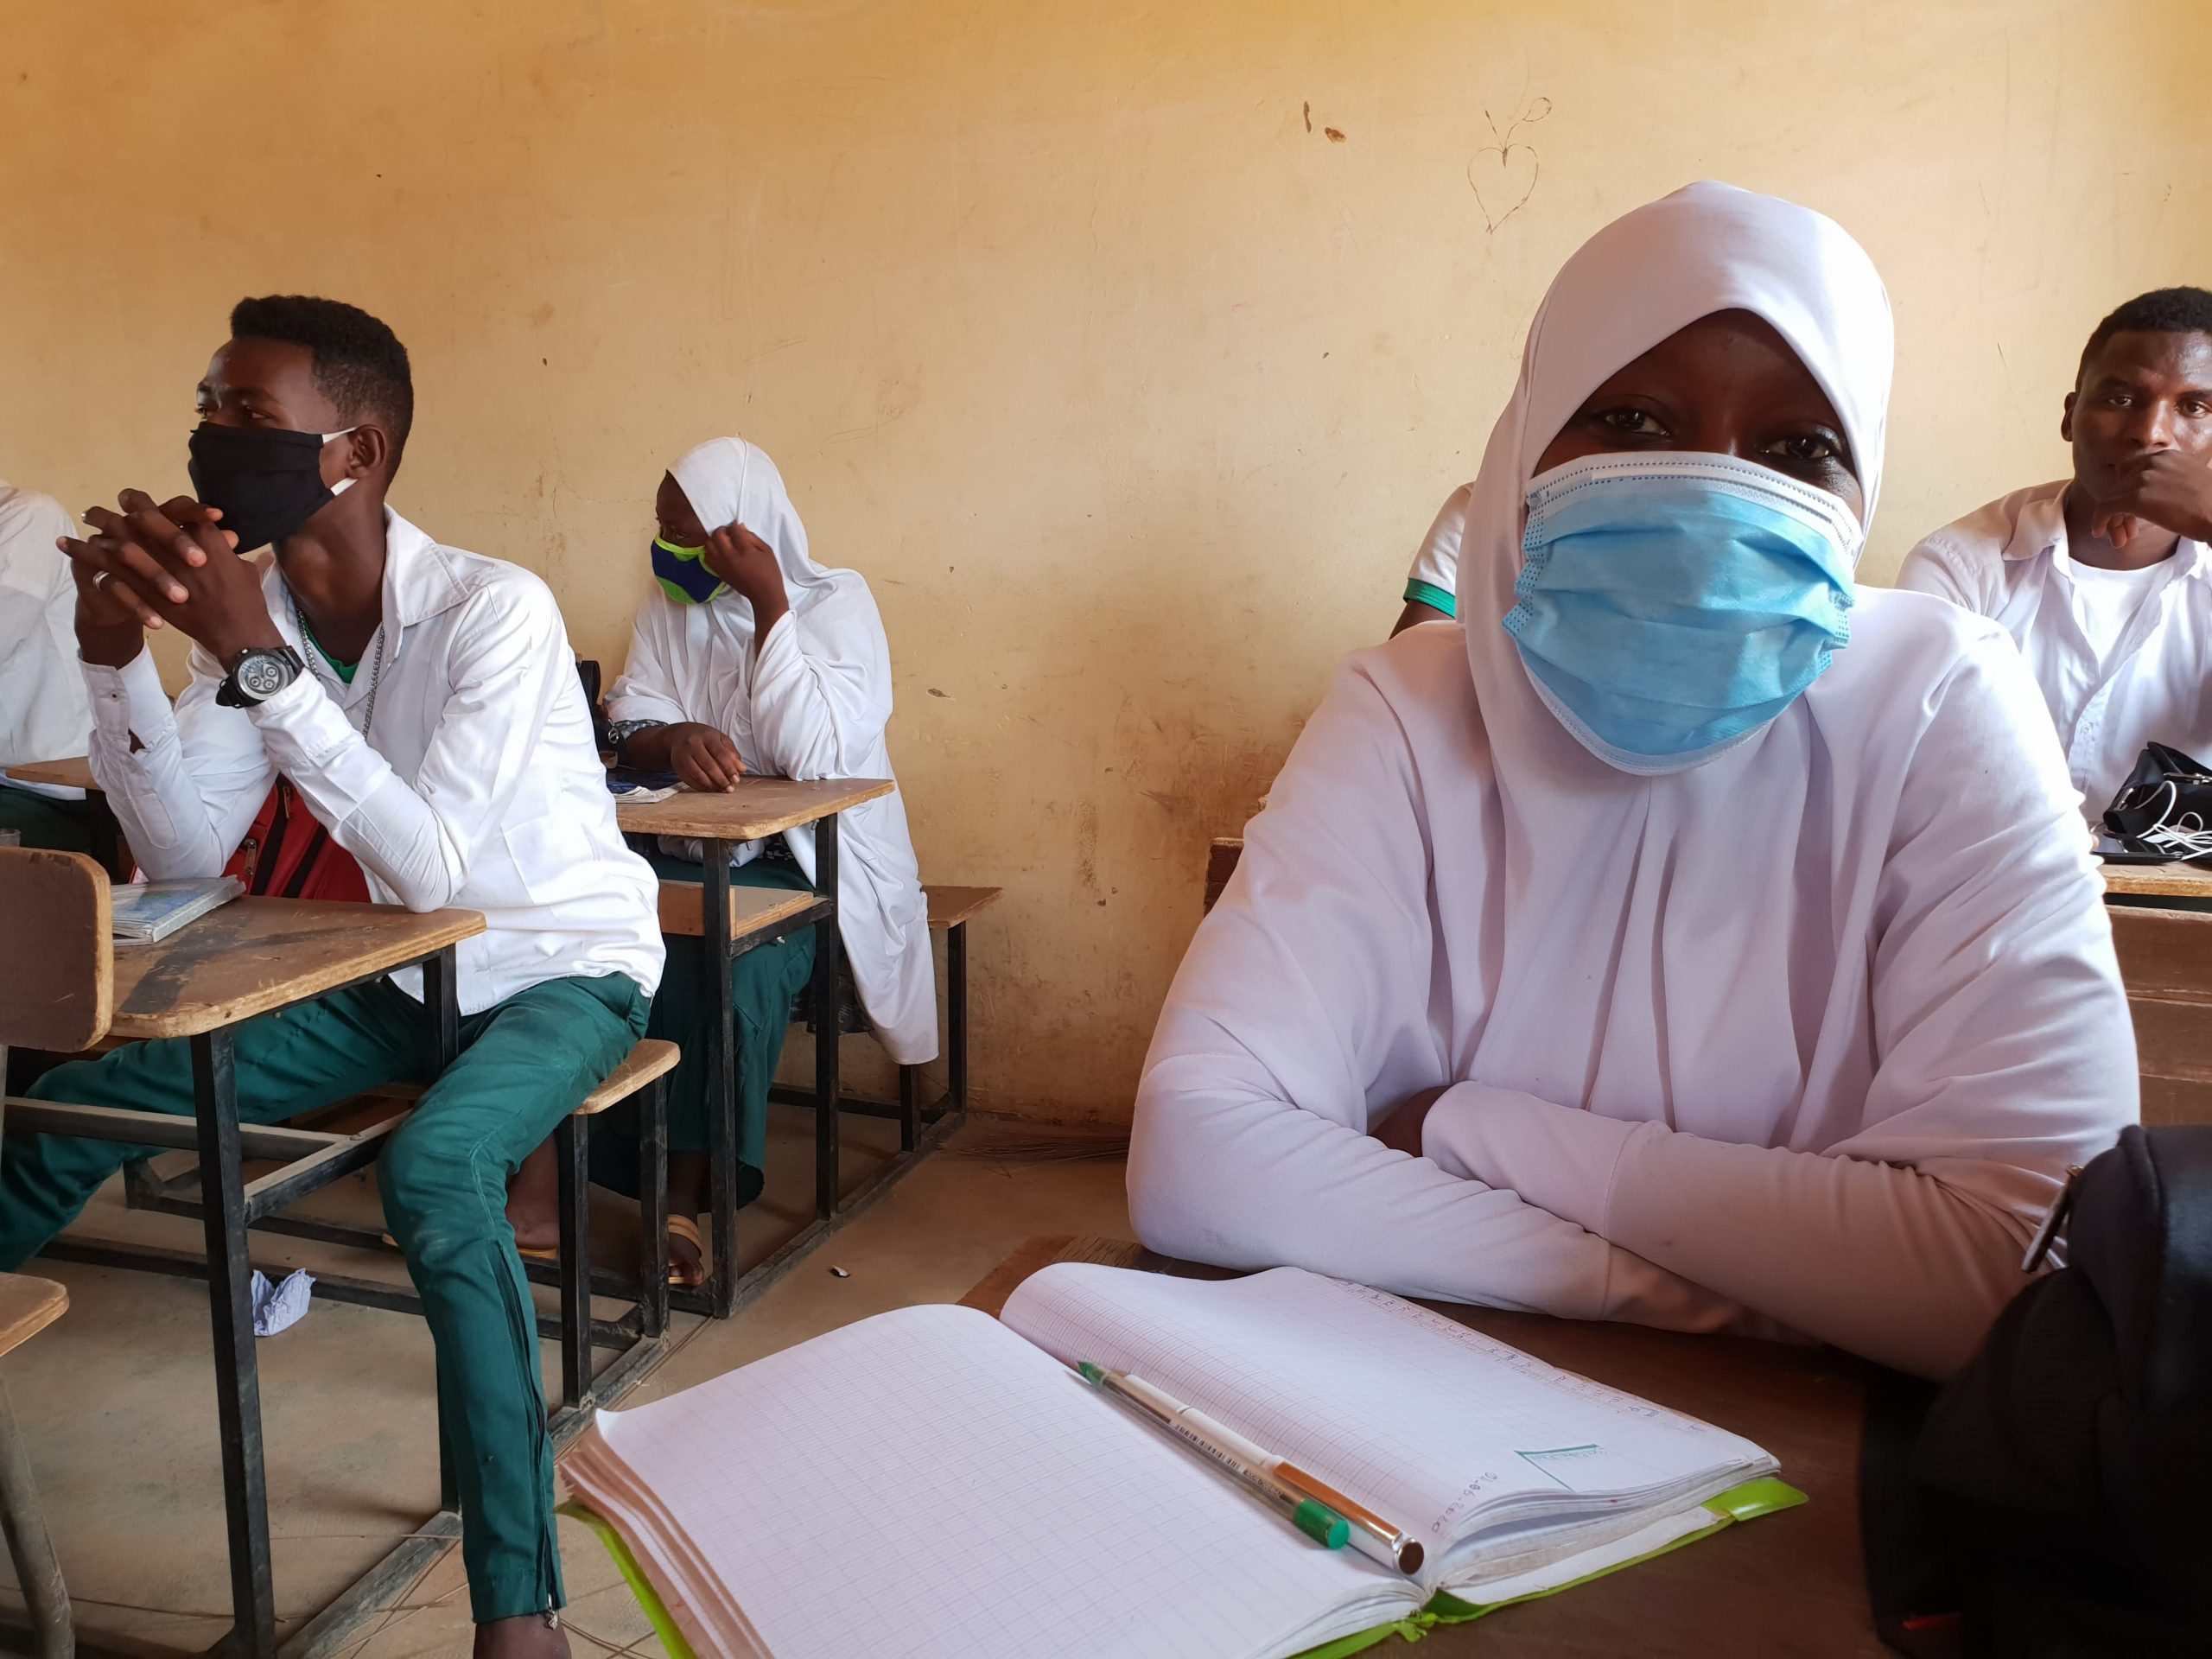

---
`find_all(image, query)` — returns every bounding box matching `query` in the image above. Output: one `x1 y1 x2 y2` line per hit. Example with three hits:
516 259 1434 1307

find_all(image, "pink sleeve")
1423 1088 2027 1378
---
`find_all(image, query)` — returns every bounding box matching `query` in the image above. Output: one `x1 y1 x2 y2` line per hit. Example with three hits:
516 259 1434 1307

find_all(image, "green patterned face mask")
651 537 728 605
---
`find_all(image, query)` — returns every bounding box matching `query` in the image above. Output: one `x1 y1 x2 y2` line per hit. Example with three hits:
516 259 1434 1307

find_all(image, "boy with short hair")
0 296 661 1658
1897 287 2212 821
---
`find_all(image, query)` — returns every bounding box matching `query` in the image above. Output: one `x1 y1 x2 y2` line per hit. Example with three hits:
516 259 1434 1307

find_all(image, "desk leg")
87 794 126 881
421 945 464 1510
703 840 739 1318
811 813 843 1221
640 1075 670 1340
948 918 969 1116
193 1027 278 1657
423 944 461 1071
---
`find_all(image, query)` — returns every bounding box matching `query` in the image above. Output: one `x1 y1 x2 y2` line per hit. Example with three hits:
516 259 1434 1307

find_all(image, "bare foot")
474 1611 569 1659
505 1139 560 1255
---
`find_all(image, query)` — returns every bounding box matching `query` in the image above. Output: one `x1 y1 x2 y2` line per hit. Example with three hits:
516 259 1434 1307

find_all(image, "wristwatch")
216 644 306 708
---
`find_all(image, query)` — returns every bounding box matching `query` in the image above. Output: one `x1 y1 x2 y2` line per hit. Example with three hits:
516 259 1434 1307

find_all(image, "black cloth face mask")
187 421 356 553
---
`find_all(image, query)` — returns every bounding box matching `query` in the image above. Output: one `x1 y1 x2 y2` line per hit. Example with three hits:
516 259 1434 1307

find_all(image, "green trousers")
0 971 649 1624
591 853 814 1209
0 787 92 853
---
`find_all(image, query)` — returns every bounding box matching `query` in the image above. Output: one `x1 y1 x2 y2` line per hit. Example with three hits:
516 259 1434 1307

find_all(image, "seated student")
2 295 662 1658
1897 287 2212 823
1390 484 1471 634
0 473 95 849
569 435 936 1285
1128 183 2137 1382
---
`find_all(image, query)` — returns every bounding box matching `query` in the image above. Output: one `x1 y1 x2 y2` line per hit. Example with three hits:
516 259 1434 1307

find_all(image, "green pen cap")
1294 1499 1351 1549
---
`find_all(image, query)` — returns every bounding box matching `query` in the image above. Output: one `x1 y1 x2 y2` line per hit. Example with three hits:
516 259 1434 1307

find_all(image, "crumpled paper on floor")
251 1268 315 1337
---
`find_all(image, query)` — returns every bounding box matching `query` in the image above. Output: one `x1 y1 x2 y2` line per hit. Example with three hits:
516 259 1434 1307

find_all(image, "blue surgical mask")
651 537 728 606
1503 452 1859 773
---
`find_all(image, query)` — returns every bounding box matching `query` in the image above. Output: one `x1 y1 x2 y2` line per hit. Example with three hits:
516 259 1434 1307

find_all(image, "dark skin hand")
2060 328 2212 565
657 471 789 644
59 335 395 670
617 472 791 792
1373 307 1866 1158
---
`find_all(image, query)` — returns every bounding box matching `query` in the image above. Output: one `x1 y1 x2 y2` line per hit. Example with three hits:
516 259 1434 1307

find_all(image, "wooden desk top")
966 1236 1881 1659
0 1274 67 1359
2101 857 2212 900
4 756 96 792
110 898 486 1039
615 777 893 841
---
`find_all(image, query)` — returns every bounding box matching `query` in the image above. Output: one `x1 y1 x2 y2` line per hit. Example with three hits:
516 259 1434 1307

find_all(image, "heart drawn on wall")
1467 95 1552 232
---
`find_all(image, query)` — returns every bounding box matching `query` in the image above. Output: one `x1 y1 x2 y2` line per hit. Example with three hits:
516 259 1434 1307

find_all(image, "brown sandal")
666 1215 708 1290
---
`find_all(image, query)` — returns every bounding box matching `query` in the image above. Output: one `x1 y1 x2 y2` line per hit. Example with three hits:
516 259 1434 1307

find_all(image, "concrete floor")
1 1110 1132 1658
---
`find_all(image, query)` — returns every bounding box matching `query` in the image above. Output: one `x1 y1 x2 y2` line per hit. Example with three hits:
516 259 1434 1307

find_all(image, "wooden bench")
684 879 1002 1136
921 885 1000 1121
0 1274 71 1658
653 880 818 941
116 1033 684 1421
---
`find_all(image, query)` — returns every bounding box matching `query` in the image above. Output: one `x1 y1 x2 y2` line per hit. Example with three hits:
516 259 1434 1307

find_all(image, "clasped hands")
60 491 282 670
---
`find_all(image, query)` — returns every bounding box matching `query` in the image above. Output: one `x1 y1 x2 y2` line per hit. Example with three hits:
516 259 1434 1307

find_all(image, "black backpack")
1862 1126 2212 1656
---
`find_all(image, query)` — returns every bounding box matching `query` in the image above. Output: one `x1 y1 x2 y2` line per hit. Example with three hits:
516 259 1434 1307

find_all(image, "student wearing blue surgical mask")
534 438 935 1288
1129 183 2137 1382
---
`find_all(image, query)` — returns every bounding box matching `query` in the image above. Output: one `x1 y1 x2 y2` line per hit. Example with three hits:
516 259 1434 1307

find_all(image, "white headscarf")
1461 179 1892 709
614 437 939 1063
670 436 840 610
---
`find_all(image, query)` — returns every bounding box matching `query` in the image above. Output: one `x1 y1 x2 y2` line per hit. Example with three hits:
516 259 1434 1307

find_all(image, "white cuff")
81 645 172 741
1422 1084 1646 1235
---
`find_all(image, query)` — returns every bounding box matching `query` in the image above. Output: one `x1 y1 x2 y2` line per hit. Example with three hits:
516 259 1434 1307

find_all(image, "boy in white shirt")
0 475 95 849
1390 484 1470 634
1897 287 2212 822
1 296 660 1658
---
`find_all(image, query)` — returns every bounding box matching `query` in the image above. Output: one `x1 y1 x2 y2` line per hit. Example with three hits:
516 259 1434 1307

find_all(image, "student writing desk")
2098 856 2212 902
615 779 892 1318
10 893 485 1659
964 1236 1887 1659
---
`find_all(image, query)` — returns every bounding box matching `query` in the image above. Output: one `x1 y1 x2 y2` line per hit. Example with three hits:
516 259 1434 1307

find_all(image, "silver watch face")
238 653 293 699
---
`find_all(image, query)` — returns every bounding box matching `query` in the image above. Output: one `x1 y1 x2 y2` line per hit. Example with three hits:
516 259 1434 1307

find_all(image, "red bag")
223 779 372 902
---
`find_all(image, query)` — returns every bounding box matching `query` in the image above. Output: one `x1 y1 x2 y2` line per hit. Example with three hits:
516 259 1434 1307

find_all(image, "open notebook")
563 1264 1801 1659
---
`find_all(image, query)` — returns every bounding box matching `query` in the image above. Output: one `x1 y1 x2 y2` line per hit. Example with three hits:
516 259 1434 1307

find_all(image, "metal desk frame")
8 947 484 1659
664 811 965 1325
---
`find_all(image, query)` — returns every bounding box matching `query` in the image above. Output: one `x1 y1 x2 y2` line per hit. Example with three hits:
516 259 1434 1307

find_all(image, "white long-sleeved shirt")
85 510 663 1014
1129 596 2137 1380
1896 480 2212 822
609 592 937 1063
0 481 93 798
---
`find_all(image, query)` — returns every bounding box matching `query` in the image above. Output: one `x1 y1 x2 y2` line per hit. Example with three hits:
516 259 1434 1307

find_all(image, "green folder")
563 1478 1805 1658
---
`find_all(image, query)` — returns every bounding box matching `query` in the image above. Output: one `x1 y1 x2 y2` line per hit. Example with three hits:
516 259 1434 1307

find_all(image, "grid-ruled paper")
569 1304 1421 1659
1000 1265 1773 1558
